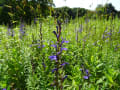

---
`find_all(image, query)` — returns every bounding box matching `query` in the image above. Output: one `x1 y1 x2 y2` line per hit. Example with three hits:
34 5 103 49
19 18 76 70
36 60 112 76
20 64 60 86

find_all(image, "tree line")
0 1 120 25
53 3 120 21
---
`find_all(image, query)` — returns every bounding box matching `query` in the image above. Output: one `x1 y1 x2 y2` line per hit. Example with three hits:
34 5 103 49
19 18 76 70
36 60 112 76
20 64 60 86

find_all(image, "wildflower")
51 44 57 48
52 68 58 73
38 45 45 48
57 20 61 25
61 62 69 66
83 76 89 79
7 28 11 36
61 48 67 51
49 55 57 61
2 88 6 90
80 68 84 73
42 62 46 68
61 75 68 82
19 23 25 38
85 69 89 74
61 40 69 44
7 27 14 37
107 32 112 36
83 69 91 79
63 75 68 80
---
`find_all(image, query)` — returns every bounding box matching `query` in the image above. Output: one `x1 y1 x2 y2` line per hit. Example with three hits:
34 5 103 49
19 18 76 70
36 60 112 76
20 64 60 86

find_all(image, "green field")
1 17 120 90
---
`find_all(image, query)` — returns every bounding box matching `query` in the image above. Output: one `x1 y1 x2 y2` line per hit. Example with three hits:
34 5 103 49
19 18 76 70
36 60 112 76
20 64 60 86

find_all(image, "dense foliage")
0 0 54 24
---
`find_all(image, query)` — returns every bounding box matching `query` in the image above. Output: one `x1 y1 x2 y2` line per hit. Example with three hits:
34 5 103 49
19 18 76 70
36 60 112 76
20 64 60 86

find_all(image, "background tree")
0 0 54 25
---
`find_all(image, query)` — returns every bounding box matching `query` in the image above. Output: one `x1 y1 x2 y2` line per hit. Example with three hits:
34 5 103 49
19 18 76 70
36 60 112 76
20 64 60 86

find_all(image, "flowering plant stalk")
49 20 69 90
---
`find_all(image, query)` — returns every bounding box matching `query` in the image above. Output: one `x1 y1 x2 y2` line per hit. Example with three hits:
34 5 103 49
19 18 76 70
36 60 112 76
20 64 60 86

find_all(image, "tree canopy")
0 0 54 25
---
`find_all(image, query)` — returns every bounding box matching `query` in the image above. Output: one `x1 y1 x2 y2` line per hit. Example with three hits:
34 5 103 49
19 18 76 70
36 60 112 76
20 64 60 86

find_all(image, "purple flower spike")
49 55 57 61
61 62 69 66
61 48 67 51
83 76 89 79
2 88 6 90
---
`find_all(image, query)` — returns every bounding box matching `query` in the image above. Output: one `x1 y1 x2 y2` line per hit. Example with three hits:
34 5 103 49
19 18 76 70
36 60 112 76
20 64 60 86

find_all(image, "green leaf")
96 76 106 84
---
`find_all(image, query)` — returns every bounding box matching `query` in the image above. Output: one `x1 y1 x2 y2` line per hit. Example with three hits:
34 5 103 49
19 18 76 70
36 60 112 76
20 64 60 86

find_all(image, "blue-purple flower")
85 69 89 74
61 40 69 44
52 68 58 73
61 62 69 66
83 76 89 79
2 88 6 90
42 62 46 68
51 44 57 48
7 27 14 37
61 48 67 51
63 75 68 80
49 55 57 61
80 68 91 80
83 69 91 79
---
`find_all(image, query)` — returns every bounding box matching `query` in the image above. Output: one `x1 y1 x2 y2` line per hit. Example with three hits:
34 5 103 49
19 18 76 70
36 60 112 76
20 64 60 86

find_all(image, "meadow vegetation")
0 0 120 90
1 17 120 89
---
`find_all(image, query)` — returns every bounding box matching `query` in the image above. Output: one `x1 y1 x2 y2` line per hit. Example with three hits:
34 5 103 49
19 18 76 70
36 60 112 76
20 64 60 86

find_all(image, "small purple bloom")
57 20 61 25
51 44 57 48
107 32 112 36
85 69 89 75
57 52 61 55
2 88 6 90
38 45 45 48
52 68 58 73
80 68 84 73
53 31 57 37
42 45 45 47
61 48 67 51
61 40 69 44
83 76 89 79
7 28 14 37
7 28 11 35
80 68 83 71
63 75 68 80
61 62 69 66
49 55 57 61
38 46 40 48
42 62 46 68
79 28 82 33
